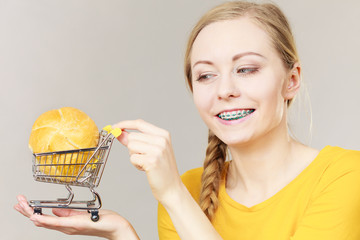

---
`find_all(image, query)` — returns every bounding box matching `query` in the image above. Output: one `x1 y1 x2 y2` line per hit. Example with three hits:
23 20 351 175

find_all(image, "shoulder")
324 145 360 158
297 147 360 237
181 167 203 183
313 146 360 195
180 167 204 203
320 146 360 172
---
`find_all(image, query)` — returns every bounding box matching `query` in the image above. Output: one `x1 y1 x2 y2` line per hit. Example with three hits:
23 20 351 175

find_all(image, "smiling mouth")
217 109 255 121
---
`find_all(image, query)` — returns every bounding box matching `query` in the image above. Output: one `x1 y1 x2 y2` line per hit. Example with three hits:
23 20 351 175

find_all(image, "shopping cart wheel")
90 210 99 222
34 208 42 215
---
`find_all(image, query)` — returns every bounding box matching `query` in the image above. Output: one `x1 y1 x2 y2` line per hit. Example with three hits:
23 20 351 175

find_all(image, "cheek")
264 92 286 127
192 87 213 116
255 72 285 101
251 77 285 116
262 86 283 105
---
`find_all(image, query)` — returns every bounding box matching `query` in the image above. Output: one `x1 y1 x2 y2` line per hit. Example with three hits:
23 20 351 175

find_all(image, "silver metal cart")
29 126 122 222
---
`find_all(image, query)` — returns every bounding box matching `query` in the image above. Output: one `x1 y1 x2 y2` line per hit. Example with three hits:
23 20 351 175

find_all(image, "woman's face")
191 17 294 147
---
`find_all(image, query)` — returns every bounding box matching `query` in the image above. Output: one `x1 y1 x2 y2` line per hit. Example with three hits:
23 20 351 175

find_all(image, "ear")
284 63 301 101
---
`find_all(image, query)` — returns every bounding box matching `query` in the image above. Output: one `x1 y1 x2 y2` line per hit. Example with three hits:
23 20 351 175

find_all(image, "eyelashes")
196 73 216 81
237 67 258 75
195 67 259 82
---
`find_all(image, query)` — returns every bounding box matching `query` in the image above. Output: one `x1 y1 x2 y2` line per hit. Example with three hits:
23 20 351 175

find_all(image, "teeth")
218 109 254 121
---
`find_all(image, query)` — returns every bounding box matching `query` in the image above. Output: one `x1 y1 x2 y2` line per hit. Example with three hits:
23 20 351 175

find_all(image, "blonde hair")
184 1 300 221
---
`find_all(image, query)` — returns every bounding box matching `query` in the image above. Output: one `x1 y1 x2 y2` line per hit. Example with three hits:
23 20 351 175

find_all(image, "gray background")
1 0 359 239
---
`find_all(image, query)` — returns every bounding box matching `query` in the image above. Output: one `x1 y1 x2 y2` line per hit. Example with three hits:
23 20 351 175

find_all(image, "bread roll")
29 107 99 182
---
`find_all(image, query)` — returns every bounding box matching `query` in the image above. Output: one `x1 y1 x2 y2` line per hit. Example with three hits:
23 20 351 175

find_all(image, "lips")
217 109 255 121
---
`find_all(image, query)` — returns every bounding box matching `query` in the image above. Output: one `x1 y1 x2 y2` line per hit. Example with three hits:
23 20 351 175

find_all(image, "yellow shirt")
158 146 360 239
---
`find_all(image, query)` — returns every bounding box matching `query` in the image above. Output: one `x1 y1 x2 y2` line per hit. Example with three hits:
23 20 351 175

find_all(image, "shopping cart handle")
111 128 122 138
103 125 122 138
103 125 112 133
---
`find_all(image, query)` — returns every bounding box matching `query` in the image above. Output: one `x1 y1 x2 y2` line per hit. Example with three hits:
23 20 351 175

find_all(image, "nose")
216 74 241 100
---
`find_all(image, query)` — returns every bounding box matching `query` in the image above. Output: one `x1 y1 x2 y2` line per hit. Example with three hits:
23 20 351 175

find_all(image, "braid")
199 130 227 221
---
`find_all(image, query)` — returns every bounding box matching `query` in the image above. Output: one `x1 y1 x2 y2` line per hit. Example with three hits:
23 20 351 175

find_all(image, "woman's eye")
197 73 214 81
237 68 258 75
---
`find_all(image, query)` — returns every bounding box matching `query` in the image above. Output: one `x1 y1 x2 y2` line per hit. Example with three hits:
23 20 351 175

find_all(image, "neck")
227 122 297 194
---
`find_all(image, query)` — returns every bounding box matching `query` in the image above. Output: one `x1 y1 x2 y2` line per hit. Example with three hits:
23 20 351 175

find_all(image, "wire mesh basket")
29 125 122 222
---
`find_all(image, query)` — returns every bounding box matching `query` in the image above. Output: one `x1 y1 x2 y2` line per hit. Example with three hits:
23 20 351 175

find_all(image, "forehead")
191 17 275 63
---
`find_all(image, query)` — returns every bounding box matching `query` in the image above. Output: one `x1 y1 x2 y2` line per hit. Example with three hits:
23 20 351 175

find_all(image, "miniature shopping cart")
29 125 122 222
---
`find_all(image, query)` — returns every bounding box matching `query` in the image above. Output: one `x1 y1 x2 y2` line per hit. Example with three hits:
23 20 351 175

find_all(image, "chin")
215 132 254 147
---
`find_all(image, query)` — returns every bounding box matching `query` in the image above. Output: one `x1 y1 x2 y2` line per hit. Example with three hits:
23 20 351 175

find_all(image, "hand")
14 195 139 240
113 119 184 204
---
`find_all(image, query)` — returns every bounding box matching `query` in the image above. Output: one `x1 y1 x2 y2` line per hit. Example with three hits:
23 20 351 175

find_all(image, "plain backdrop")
1 0 359 239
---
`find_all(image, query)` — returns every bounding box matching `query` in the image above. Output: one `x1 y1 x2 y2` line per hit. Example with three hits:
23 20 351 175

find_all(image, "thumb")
116 130 129 146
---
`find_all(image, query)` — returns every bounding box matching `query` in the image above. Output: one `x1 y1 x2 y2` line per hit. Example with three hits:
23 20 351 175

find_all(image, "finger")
116 130 129 146
127 132 168 148
30 214 64 229
127 139 161 156
14 203 30 218
129 152 166 172
52 208 86 217
129 154 146 171
113 119 169 137
30 213 86 231
15 195 34 217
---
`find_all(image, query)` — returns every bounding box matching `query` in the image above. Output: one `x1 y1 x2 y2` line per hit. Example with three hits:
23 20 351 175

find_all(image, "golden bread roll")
29 107 99 182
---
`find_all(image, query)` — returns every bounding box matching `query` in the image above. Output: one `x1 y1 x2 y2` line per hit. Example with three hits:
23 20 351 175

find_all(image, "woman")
15 1 360 239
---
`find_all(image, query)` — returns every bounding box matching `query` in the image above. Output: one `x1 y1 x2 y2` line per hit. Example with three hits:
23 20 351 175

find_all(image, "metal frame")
29 129 116 222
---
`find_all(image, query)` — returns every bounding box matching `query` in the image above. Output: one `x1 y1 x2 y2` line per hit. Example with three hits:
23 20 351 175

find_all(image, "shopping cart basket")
29 125 122 222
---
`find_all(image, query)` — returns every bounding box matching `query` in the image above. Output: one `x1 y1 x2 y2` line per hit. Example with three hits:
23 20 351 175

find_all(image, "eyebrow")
192 51 267 68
